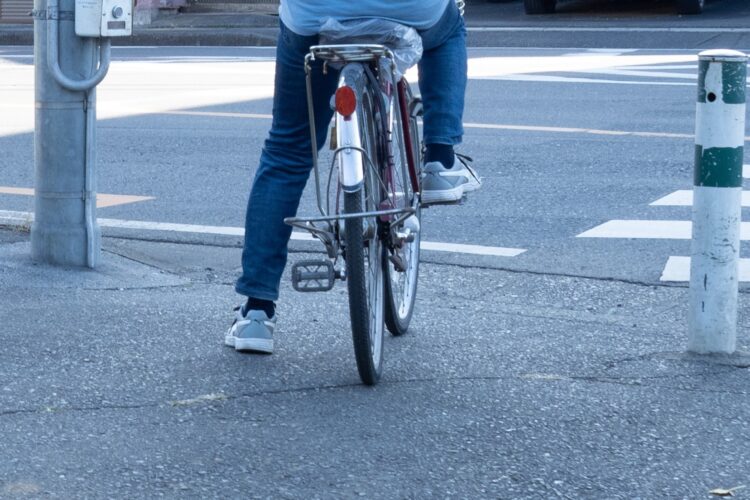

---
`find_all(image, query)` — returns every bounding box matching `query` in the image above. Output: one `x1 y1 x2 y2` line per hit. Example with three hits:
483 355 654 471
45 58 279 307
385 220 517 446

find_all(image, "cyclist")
226 0 481 353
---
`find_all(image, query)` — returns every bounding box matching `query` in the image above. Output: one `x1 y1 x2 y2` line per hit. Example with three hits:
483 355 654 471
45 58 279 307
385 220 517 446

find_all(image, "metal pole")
688 49 747 354
32 0 102 268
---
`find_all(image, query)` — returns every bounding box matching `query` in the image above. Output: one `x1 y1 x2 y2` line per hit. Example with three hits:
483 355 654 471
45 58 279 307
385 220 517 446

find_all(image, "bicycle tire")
343 85 385 385
384 83 421 336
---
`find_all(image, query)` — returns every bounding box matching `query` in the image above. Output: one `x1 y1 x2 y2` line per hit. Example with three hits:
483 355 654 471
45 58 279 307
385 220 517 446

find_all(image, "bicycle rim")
384 208 420 335
384 87 421 335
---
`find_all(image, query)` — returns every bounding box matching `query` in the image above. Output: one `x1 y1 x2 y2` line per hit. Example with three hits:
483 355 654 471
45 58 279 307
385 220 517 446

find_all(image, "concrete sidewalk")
2 226 750 497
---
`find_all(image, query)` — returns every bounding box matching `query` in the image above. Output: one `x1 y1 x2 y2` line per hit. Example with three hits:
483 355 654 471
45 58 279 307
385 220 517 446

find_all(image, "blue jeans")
235 2 467 301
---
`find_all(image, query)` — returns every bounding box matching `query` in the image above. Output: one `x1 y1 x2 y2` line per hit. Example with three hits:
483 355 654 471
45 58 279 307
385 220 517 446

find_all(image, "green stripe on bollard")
722 62 747 104
697 60 747 104
694 146 744 187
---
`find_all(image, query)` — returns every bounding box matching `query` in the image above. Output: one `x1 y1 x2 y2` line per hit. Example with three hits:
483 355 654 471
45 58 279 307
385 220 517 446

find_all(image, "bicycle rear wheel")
343 82 385 385
384 81 422 336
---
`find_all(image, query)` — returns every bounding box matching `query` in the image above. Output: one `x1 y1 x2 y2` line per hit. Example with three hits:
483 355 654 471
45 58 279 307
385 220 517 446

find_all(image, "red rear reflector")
335 86 357 118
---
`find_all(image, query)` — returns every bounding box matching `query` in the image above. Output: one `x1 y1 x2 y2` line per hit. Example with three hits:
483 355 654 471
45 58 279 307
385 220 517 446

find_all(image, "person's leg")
417 0 467 163
417 2 479 204
234 23 339 309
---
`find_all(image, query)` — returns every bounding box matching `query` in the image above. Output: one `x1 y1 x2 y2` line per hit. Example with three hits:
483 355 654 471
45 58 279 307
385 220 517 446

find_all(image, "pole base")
30 223 101 268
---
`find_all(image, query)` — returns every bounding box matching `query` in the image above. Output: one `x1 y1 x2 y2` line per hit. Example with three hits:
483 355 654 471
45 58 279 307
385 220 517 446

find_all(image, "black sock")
245 297 275 318
425 143 455 169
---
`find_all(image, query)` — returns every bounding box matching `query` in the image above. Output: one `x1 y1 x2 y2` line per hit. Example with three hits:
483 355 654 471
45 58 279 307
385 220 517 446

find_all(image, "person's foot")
224 304 246 348
225 305 277 354
420 154 481 205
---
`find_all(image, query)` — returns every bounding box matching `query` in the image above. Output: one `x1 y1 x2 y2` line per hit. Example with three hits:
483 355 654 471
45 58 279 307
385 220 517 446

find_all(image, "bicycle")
284 24 424 385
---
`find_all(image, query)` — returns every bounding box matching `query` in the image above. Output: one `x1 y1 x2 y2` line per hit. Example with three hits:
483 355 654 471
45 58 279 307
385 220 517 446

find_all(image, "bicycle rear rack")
285 205 415 292
285 206 415 232
285 203 415 260
308 44 393 65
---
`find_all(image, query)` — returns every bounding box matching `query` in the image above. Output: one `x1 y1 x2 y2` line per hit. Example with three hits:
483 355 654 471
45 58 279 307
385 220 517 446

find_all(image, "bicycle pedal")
291 260 336 292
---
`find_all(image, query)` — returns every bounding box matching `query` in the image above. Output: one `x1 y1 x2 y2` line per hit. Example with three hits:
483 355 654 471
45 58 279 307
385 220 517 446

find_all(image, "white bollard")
688 49 747 354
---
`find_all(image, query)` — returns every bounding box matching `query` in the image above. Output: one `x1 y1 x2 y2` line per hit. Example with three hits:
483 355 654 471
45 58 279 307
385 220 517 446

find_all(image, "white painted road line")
0 210 526 259
594 68 696 80
661 256 750 282
463 122 695 139
158 111 750 142
744 164 750 178
165 109 695 138
471 74 699 87
650 190 750 207
98 218 249 237
420 241 525 257
163 110 273 120
578 220 750 240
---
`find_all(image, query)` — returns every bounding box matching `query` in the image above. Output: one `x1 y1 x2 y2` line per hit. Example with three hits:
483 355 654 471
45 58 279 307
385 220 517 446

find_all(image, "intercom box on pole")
75 0 133 37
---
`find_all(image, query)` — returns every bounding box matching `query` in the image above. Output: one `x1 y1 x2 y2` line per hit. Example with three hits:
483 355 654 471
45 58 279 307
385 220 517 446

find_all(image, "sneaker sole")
235 338 274 354
224 334 236 347
463 178 481 193
421 185 464 204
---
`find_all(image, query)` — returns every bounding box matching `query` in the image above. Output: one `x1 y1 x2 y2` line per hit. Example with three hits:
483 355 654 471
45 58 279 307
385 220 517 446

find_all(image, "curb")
0 26 32 45
121 27 278 46
0 26 279 46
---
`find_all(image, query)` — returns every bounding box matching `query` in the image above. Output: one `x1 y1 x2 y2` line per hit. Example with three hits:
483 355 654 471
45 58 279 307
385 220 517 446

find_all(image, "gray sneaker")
224 304 246 348
225 305 276 354
421 154 481 205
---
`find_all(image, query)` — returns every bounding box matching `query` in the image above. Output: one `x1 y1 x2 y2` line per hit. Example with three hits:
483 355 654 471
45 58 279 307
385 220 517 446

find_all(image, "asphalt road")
466 0 750 47
2 9 750 498
1 23 748 286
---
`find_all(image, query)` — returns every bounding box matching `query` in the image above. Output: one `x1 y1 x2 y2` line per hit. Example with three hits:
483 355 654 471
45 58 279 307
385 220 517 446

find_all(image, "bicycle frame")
397 78 421 195
285 43 420 258
283 42 426 384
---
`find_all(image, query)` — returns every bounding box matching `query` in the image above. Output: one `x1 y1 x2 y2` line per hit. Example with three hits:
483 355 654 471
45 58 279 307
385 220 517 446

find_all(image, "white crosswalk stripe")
661 256 750 282
650 189 750 207
579 164 750 281
457 51 750 87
